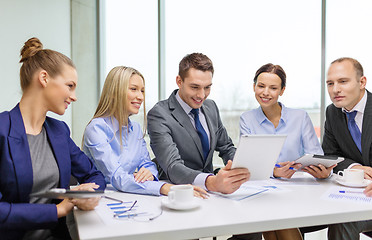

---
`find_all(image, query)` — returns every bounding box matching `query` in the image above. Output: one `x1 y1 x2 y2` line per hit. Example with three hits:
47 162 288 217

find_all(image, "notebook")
231 135 287 180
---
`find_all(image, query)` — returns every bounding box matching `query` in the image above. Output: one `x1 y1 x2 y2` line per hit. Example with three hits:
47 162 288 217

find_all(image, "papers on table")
95 197 162 225
212 173 321 201
322 186 372 204
211 184 270 201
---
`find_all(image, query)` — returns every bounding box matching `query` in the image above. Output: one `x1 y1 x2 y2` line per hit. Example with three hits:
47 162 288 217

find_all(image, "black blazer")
323 90 372 172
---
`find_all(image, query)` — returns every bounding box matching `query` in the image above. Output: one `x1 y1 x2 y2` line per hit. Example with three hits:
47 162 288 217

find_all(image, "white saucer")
335 177 371 188
161 198 200 210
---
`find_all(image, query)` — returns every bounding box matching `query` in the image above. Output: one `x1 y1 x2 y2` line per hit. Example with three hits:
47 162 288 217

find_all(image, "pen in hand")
275 164 295 170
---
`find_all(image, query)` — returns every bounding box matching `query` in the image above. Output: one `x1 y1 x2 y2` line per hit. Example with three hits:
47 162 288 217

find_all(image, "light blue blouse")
83 117 165 196
239 103 323 163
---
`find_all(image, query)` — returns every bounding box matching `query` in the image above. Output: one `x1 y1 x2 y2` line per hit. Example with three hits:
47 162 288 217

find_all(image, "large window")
104 1 372 165
165 0 322 145
326 0 372 105
104 0 158 124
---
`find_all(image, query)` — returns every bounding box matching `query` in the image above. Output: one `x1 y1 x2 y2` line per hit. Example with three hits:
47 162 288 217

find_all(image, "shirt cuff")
192 173 212 191
348 163 362 169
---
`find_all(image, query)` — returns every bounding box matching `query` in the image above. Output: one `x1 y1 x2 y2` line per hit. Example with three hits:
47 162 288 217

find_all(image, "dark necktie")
345 111 362 152
190 108 210 160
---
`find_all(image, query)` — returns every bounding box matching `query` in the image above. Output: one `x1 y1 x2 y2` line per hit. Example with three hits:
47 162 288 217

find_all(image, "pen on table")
275 164 295 170
339 190 364 194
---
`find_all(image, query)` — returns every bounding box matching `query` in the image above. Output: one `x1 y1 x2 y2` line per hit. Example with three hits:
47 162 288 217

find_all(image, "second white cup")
168 185 194 205
337 169 364 184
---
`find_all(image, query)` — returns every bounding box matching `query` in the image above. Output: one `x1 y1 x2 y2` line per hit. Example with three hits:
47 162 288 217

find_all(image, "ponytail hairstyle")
19 37 75 92
91 66 146 146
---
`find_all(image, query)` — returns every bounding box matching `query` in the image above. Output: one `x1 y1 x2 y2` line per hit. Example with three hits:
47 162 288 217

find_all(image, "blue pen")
275 164 295 170
339 190 364 194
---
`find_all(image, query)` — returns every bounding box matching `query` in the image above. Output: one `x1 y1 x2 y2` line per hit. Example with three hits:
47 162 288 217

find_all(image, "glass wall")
105 0 158 124
164 0 322 146
326 0 372 105
104 1 372 164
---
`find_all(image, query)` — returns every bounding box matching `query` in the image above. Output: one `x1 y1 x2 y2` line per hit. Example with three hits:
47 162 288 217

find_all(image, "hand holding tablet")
294 154 344 169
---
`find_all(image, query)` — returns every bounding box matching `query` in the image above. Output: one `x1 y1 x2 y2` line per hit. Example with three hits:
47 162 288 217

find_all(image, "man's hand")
351 165 372 179
303 164 336 179
273 161 301 178
205 160 250 194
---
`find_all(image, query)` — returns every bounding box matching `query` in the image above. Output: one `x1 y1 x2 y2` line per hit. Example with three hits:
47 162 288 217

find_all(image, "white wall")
0 0 72 126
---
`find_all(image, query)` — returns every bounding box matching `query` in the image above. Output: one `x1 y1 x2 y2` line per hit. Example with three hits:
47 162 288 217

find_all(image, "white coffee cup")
168 185 194 205
337 169 364 184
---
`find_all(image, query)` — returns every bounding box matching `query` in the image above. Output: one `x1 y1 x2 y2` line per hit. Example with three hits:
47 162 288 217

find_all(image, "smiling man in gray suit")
148 53 261 240
148 53 250 194
323 57 372 240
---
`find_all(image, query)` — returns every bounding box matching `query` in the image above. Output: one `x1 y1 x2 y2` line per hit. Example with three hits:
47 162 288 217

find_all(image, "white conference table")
74 173 372 240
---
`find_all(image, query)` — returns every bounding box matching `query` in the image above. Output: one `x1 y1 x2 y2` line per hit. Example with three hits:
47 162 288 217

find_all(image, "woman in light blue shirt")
240 63 335 179
83 66 206 197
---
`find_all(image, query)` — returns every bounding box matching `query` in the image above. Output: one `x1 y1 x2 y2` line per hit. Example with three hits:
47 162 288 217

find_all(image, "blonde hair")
92 66 146 145
19 37 75 92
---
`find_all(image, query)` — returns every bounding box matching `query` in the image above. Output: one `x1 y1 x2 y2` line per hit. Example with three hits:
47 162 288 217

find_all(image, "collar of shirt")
176 90 194 114
103 116 133 135
257 102 287 126
342 89 367 114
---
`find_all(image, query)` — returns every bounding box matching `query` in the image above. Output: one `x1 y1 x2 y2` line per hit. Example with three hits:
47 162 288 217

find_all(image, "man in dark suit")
148 53 261 239
323 57 372 239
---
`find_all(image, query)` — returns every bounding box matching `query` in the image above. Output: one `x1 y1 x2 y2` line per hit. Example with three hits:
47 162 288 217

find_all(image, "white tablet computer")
231 135 287 180
30 188 105 199
294 154 344 169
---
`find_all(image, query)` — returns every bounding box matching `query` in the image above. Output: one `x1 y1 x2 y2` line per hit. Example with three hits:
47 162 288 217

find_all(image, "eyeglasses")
115 208 163 222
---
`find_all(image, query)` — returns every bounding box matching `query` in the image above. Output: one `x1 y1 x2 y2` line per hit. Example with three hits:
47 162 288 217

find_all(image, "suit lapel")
169 91 204 159
8 105 33 202
362 91 372 165
44 119 70 188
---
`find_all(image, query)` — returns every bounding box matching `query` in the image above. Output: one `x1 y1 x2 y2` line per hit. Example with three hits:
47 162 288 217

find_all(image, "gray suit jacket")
323 90 372 172
147 90 236 184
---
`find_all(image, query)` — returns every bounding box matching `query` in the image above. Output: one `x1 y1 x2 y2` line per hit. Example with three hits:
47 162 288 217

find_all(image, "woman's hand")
56 199 74 218
70 183 101 211
273 161 301 179
133 167 154 183
160 184 209 199
364 183 372 197
192 185 209 199
303 164 336 179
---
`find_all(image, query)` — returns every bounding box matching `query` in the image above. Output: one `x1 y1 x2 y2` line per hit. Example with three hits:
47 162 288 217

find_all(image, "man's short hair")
331 57 364 79
178 53 214 80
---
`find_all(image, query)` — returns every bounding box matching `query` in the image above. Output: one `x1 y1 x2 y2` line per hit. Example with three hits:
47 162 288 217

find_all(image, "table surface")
74 173 372 240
